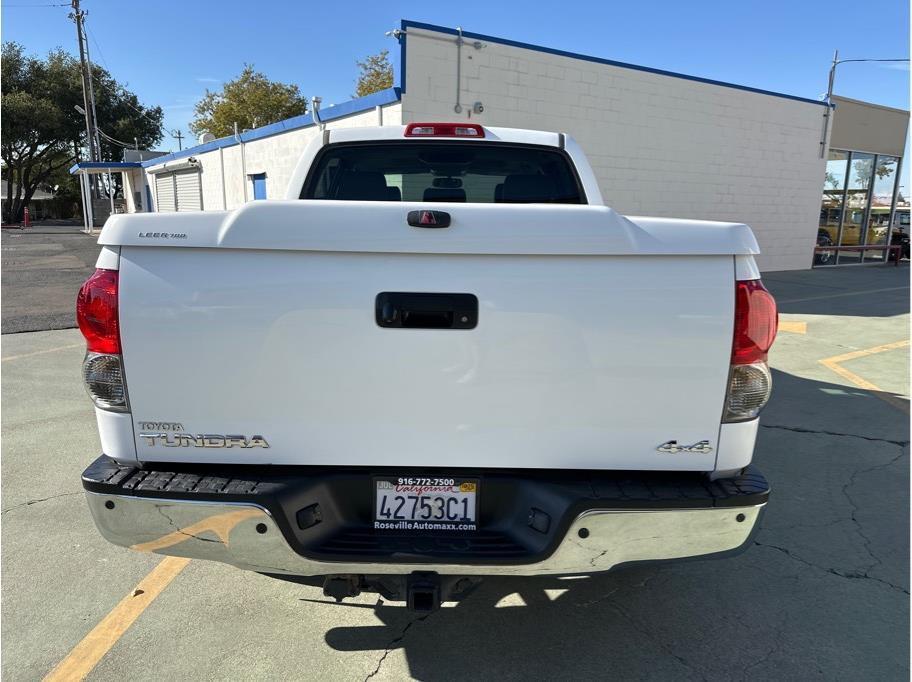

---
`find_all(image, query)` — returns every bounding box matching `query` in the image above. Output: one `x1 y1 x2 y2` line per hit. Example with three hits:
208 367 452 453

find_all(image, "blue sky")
3 0 909 187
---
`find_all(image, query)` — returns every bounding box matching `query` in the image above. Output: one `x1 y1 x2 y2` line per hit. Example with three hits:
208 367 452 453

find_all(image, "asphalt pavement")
1 264 909 681
1 225 99 334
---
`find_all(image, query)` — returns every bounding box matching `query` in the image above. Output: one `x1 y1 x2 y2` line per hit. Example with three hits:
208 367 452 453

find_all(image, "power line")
84 21 169 147
83 9 182 150
3 3 69 6
84 24 109 72
835 58 910 63
96 127 136 149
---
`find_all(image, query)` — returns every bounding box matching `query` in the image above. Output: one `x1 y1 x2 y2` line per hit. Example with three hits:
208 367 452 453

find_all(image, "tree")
354 49 393 98
1 42 163 223
190 65 307 138
875 158 896 180
852 158 874 190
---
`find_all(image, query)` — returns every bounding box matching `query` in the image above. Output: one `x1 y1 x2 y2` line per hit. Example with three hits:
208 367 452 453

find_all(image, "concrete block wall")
147 102 402 212
400 25 830 271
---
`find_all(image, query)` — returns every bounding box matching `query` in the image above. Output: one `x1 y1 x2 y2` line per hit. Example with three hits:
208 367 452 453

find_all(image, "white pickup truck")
78 123 776 611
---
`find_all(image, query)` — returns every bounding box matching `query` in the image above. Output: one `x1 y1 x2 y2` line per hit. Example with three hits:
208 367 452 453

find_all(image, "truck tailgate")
111 202 739 470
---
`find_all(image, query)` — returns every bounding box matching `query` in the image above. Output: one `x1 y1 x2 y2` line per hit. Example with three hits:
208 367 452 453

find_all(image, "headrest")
502 175 552 203
423 187 467 202
334 171 391 201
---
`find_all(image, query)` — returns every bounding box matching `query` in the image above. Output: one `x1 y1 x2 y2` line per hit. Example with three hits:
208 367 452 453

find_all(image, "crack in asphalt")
754 541 909 595
0 491 82 514
602 597 708 681
760 423 909 447
840 450 908 590
751 446 908 596
741 612 790 675
363 612 432 681
757 427 908 596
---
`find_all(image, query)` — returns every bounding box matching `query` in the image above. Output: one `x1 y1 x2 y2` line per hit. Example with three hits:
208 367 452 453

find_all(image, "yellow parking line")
2 343 83 362
819 340 910 414
779 321 807 334
43 557 190 682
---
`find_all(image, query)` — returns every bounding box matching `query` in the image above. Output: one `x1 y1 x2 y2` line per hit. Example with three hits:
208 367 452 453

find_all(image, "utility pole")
172 130 184 151
69 0 100 164
69 0 103 210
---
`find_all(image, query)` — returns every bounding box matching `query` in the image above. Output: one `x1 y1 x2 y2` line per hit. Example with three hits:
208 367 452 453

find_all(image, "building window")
864 156 900 262
817 150 848 266
838 152 875 264
817 150 902 266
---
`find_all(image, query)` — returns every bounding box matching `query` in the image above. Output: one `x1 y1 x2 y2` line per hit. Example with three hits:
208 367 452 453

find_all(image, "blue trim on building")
400 20 830 108
140 87 403 169
69 161 142 174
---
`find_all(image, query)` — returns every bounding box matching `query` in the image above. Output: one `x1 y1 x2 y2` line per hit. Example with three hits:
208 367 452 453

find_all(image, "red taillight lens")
76 269 120 354
732 280 777 365
404 123 485 138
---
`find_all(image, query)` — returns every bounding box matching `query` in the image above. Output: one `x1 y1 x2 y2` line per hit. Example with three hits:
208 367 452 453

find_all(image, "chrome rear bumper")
85 492 764 576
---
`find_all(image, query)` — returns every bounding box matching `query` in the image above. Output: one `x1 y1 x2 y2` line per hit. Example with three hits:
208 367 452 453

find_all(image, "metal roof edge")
141 87 402 169
69 161 143 175
400 19 830 108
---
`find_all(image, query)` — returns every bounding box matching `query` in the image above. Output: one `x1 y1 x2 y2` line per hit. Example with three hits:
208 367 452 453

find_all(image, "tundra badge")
139 433 270 448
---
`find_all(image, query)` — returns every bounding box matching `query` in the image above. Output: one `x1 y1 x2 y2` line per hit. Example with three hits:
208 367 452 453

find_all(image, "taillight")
404 123 485 138
732 280 777 364
76 269 120 354
723 280 777 422
82 352 128 411
77 269 128 411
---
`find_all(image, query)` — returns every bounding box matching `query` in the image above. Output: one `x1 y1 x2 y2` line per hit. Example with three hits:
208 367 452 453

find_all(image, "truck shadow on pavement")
764 264 909 319
315 368 908 680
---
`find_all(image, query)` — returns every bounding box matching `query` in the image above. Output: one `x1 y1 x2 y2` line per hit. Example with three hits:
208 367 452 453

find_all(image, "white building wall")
147 102 402 211
400 26 829 271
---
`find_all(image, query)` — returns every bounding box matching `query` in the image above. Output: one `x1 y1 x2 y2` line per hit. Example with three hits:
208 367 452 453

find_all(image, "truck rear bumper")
82 455 768 577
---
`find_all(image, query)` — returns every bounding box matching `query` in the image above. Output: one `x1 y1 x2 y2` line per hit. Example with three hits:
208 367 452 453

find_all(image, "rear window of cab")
301 142 585 204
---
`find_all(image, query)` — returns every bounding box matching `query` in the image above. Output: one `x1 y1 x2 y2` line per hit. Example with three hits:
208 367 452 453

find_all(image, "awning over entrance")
69 162 143 233
69 161 142 175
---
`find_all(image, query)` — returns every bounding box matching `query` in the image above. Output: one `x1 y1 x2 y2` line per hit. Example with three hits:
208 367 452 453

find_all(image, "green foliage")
190 65 307 138
1 41 163 222
354 49 393 98
875 159 896 180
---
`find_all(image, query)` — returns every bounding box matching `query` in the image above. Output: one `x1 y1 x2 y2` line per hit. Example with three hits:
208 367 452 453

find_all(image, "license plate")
374 477 478 531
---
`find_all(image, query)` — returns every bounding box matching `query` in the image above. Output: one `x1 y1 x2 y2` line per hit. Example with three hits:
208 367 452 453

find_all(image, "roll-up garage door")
154 174 176 212
174 170 202 211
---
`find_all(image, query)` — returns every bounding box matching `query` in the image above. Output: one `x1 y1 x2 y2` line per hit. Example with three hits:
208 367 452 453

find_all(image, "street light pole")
820 51 910 158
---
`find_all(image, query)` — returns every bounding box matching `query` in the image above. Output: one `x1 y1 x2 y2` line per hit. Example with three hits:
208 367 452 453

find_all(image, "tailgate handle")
407 210 451 228
376 292 477 329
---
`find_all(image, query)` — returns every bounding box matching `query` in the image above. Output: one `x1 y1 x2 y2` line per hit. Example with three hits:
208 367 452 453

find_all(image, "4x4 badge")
657 440 713 454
